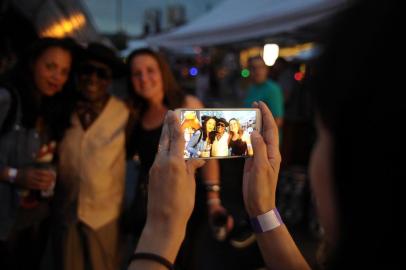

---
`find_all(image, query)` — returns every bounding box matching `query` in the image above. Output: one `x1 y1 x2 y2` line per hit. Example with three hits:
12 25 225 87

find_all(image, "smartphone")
175 108 261 159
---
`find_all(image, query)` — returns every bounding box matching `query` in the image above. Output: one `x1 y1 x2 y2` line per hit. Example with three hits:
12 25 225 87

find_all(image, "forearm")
256 225 310 270
201 159 219 184
129 221 186 270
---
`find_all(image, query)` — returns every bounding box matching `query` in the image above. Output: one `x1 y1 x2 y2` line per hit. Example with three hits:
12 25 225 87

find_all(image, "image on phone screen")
178 109 260 159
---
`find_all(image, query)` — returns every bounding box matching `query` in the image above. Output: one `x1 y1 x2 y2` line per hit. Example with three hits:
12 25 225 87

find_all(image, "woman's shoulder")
194 128 203 136
183 95 204 109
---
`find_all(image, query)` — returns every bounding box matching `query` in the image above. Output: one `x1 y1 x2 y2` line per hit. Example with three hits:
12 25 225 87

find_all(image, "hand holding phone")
175 108 261 159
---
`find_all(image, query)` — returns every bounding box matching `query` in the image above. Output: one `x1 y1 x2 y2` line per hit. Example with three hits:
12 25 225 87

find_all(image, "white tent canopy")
146 0 350 48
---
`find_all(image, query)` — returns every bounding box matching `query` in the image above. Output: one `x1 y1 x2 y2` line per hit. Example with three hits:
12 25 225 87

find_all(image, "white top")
211 132 230 157
58 97 129 229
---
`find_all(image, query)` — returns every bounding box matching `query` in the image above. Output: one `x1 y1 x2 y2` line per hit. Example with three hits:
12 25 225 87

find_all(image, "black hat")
201 115 212 121
216 117 229 127
81 42 124 77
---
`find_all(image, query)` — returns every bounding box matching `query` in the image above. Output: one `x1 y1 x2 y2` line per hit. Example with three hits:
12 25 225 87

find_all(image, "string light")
41 13 86 38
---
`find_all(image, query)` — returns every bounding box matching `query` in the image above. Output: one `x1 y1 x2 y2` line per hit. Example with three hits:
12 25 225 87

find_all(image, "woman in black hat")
211 117 230 157
57 42 129 270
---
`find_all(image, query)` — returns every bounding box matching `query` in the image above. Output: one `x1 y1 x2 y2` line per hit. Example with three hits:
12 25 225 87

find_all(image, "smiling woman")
124 48 232 269
33 47 72 96
0 37 78 270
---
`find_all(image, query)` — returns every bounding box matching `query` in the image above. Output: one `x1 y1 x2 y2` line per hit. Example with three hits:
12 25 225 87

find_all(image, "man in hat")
57 42 129 270
211 117 230 157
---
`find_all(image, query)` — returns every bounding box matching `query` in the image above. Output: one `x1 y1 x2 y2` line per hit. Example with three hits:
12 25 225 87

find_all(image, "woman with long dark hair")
187 115 216 158
0 37 78 270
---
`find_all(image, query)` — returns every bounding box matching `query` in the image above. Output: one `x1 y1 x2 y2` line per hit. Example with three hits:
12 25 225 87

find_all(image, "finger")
30 178 48 190
35 181 50 190
251 101 259 108
258 101 280 162
34 170 55 182
157 111 171 156
32 175 52 188
250 131 268 165
167 111 185 159
243 155 253 174
186 159 205 174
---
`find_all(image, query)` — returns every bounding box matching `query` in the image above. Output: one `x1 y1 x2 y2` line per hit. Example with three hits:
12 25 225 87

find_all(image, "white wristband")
8 168 18 184
250 208 283 233
205 184 221 192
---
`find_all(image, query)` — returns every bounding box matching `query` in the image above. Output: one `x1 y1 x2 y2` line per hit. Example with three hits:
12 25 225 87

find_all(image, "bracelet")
129 252 174 270
205 183 221 192
250 208 283 233
207 198 221 206
7 168 18 184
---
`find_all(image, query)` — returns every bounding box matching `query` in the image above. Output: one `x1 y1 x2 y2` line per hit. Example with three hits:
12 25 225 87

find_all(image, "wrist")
246 197 275 217
146 214 188 238
205 182 221 200
129 253 174 270
205 183 221 192
137 221 186 263
250 208 283 233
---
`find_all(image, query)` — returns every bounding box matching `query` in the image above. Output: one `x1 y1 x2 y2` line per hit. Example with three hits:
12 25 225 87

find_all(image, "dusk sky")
83 0 223 35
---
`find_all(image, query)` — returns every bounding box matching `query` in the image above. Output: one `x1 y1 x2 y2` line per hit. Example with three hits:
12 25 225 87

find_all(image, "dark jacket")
0 87 47 240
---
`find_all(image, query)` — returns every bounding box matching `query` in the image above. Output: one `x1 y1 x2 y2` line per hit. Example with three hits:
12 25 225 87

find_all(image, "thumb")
186 159 206 174
250 131 268 163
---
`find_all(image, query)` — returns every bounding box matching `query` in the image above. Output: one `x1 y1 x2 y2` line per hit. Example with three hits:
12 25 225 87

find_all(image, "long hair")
126 48 185 120
310 0 403 268
228 118 244 139
9 37 79 141
201 116 216 143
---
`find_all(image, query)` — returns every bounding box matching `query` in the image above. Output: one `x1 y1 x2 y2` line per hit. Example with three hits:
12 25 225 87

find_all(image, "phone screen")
178 109 260 159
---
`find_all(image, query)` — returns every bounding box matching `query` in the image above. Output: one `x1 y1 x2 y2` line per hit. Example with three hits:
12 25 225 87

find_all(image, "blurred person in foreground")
128 1 404 269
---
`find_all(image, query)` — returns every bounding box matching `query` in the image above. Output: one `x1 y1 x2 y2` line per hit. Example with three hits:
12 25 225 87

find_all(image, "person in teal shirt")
244 56 284 141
